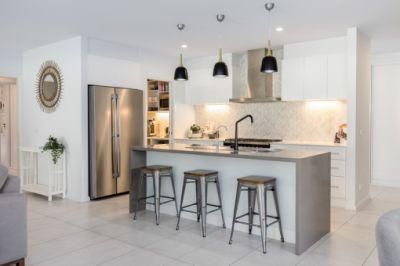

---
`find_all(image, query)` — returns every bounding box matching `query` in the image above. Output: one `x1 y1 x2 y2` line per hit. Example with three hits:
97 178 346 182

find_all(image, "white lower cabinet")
271 143 347 206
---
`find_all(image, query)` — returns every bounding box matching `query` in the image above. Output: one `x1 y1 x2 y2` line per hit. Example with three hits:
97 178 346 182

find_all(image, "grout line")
362 246 377 266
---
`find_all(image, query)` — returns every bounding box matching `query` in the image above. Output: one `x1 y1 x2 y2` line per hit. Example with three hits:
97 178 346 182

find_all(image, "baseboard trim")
355 195 370 210
371 179 400 188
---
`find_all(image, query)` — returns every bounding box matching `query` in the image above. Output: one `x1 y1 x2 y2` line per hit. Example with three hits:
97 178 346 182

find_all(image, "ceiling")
1 0 400 58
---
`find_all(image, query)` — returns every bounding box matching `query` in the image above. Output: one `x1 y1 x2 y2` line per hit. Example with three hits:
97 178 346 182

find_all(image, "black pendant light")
260 3 278 73
174 24 188 81
213 14 228 78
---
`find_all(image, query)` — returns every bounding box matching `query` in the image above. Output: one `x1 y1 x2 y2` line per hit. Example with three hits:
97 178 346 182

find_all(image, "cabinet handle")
331 185 340 189
331 167 340 170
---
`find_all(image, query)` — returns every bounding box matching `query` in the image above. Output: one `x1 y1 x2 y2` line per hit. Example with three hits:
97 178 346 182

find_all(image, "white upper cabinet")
327 53 346 99
184 54 233 105
281 58 304 100
282 37 347 101
304 55 328 99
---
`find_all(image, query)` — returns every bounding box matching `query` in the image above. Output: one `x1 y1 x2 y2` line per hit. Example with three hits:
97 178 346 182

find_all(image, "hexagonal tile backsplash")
195 101 347 142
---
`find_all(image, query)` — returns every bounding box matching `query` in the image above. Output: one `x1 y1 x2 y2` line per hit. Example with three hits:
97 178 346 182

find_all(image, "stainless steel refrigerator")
88 85 143 200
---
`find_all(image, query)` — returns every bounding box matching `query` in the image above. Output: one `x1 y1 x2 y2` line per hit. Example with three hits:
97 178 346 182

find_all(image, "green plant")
190 124 201 134
42 135 65 164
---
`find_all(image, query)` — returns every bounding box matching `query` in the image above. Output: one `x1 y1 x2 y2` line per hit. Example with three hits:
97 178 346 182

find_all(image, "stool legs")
256 184 267 254
200 176 207 237
153 170 161 225
248 188 256 234
196 181 201 222
215 178 226 228
229 182 241 245
272 186 285 242
176 178 187 230
169 173 179 216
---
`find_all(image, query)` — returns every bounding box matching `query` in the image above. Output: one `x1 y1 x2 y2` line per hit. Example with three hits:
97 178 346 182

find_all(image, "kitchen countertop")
175 138 347 147
132 143 329 163
277 140 347 147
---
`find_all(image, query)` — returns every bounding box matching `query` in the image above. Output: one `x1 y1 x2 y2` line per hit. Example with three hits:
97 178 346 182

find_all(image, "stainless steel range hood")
230 48 281 103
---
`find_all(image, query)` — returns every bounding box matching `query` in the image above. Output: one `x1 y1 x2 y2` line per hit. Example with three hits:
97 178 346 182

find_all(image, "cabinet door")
185 68 205 105
327 54 346 99
281 58 304 100
213 76 232 103
304 55 327 99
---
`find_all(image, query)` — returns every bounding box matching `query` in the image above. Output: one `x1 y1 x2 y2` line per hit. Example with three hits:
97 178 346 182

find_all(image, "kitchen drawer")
331 160 346 177
329 149 346 160
331 177 345 198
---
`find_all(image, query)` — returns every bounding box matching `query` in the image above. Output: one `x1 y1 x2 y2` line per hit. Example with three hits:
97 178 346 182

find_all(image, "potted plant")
42 135 65 164
189 124 203 138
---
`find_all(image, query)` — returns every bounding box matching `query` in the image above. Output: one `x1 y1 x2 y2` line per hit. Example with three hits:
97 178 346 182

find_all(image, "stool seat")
184 169 218 177
141 165 172 173
237 176 276 185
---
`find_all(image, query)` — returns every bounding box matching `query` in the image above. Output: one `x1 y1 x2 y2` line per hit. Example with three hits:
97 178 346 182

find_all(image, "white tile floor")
25 185 396 265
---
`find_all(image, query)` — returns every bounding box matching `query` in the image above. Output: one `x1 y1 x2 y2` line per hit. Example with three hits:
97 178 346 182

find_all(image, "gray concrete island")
130 144 331 255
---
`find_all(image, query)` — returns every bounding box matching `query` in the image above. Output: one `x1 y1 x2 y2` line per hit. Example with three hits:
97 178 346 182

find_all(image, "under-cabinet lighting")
275 27 284 32
181 44 188 49
205 104 230 113
305 100 345 110
156 112 169 120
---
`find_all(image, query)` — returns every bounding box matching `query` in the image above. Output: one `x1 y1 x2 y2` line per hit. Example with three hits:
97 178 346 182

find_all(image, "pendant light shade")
261 55 278 73
213 48 229 77
261 3 278 73
174 24 189 81
261 47 278 73
174 66 188 81
174 53 188 81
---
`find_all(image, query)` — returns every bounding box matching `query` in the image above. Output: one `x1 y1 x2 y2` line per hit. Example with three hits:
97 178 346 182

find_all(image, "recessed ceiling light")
275 27 284 32
181 44 188 49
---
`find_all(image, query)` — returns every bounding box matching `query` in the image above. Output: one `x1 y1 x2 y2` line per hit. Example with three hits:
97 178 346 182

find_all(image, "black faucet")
234 114 254 152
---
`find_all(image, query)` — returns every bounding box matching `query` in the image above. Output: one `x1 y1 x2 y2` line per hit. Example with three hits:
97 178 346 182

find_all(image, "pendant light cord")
177 23 185 66
265 3 274 56
216 14 225 62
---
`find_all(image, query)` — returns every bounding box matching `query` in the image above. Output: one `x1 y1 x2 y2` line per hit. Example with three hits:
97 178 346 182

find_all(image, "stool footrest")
146 198 176 206
233 212 281 228
206 207 222 214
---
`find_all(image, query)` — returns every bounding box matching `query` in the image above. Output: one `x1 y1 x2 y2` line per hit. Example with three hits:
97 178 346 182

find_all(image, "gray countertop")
132 144 329 162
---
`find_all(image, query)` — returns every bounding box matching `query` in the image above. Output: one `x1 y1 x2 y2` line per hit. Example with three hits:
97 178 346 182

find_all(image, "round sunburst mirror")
36 60 63 113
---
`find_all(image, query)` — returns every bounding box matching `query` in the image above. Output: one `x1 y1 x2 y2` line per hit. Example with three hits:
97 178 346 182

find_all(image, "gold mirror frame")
36 60 63 113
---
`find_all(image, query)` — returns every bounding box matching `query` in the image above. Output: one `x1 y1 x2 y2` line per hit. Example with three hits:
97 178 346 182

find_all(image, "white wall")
355 30 371 205
346 28 371 209
0 52 21 78
21 37 88 201
87 54 141 89
371 54 400 187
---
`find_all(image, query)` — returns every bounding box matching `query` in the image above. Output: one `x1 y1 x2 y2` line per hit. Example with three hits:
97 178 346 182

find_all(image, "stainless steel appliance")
223 138 282 149
89 85 143 200
230 49 282 103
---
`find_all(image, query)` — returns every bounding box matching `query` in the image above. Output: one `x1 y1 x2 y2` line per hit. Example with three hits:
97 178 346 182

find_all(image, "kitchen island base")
130 145 330 255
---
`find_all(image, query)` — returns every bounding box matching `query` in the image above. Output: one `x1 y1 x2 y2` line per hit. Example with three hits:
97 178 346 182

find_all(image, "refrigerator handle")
115 93 121 178
111 93 119 178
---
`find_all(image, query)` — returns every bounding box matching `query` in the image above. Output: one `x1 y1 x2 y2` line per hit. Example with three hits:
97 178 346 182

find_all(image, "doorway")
0 76 18 175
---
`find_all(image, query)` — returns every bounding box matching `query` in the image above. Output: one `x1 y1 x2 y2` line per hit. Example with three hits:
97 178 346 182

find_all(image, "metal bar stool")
176 169 226 237
229 175 284 253
133 165 178 225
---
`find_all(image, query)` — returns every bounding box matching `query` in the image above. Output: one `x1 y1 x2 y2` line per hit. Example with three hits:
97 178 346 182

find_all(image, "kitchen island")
130 144 331 255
